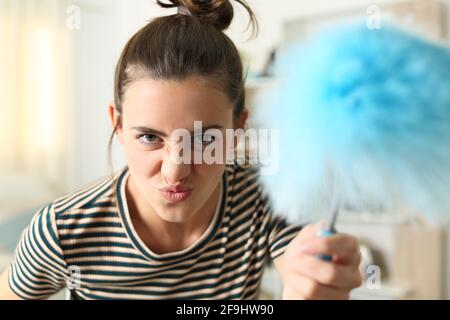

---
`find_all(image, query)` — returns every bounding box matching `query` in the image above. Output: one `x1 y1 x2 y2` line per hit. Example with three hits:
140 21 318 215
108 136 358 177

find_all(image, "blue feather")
256 23 450 224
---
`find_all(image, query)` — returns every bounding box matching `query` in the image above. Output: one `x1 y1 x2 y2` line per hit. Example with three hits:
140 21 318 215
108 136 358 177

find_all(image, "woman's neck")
125 176 221 254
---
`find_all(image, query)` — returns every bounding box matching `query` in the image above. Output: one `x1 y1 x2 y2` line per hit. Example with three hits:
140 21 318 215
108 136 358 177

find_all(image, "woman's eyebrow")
130 125 224 137
131 126 168 137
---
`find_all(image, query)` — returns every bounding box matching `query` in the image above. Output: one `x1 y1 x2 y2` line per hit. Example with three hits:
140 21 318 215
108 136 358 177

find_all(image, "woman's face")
111 76 238 223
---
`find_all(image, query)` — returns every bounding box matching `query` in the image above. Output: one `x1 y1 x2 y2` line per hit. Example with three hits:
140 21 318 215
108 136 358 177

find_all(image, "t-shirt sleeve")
255 180 303 261
264 196 303 261
7 203 68 299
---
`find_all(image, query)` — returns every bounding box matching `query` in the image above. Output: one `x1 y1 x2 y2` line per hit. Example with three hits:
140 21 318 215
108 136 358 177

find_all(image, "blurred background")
0 0 449 299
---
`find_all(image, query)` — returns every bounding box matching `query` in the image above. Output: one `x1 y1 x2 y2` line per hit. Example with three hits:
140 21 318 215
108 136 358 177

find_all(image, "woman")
0 0 362 300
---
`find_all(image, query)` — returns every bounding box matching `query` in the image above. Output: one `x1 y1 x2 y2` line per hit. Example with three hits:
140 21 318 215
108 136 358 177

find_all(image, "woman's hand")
274 221 363 300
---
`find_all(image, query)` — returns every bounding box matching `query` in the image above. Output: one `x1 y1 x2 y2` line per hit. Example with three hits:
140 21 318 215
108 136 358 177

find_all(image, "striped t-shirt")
7 163 302 300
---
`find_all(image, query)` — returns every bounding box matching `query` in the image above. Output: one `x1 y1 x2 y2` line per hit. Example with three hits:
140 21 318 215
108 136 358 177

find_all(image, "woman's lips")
159 186 193 203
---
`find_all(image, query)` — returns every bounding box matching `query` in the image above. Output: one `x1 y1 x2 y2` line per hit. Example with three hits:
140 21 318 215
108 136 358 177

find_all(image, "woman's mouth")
159 186 193 203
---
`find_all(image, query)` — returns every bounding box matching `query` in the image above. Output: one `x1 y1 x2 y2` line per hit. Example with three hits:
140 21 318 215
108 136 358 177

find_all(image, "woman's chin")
155 207 194 224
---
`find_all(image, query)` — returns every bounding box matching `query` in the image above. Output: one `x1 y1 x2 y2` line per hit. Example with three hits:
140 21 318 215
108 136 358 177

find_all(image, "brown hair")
107 0 258 170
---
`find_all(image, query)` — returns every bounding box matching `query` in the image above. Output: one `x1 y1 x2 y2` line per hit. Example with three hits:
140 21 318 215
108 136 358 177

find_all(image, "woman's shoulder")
225 161 262 179
50 168 126 216
225 162 265 200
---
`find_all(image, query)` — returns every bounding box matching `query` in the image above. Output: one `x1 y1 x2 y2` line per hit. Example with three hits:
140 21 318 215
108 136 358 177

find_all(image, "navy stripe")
229 187 259 215
59 222 122 229
270 228 301 255
60 232 127 241
58 211 118 220
78 253 264 298
57 180 113 213
21 228 64 285
69 208 265 274
9 264 55 299
61 241 134 251
22 212 66 278
73 234 268 283
15 246 60 287
36 208 65 266
65 250 143 260
229 175 259 197
55 177 112 211
82 202 117 209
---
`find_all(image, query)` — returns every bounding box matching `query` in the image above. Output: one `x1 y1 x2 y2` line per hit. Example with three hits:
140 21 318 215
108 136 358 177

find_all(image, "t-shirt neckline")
115 167 227 263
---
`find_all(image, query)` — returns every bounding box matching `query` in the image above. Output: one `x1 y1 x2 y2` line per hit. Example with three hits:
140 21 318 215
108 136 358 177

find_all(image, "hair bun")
157 0 255 32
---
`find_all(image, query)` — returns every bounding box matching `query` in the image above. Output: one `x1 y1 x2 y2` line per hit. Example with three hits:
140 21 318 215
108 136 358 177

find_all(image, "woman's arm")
2 203 68 300
0 267 23 300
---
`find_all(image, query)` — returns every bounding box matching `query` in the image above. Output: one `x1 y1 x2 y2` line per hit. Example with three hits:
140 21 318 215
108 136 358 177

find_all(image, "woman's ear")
108 102 124 144
230 109 249 151
233 109 249 130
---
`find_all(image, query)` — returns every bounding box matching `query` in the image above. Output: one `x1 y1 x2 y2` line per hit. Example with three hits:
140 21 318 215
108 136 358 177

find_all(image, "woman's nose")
161 142 191 184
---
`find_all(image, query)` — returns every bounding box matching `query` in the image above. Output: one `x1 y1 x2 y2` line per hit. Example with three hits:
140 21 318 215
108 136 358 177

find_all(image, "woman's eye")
137 134 162 145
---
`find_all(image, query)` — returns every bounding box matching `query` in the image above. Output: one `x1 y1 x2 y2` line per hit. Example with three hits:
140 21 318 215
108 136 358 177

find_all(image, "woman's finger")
299 233 360 264
283 274 350 300
290 254 363 289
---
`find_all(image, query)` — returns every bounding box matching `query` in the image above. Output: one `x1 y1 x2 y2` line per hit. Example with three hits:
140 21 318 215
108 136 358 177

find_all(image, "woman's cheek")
124 140 162 178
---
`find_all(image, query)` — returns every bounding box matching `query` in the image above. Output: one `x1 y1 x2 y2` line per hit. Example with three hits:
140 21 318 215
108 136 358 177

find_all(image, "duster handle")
316 208 339 262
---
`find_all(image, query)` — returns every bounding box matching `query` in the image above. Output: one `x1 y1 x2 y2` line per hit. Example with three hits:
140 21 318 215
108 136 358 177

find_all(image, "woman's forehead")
122 77 234 129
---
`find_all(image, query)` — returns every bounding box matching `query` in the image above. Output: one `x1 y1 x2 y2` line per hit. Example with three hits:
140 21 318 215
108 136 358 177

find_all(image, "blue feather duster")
256 23 450 225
